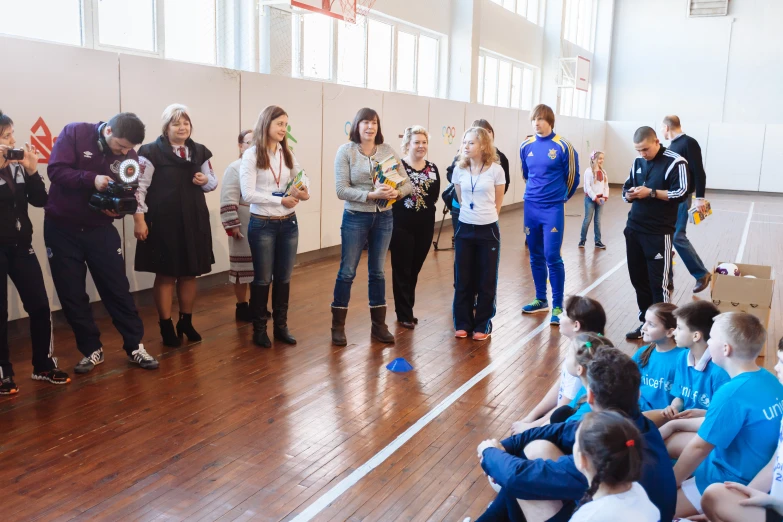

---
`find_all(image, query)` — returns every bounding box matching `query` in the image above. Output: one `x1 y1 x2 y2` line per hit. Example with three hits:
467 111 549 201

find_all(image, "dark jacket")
668 133 706 198
46 122 138 229
0 164 47 245
622 146 689 235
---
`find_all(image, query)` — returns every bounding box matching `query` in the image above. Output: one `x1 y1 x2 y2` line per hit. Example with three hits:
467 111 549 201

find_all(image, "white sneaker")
74 348 104 374
128 345 159 370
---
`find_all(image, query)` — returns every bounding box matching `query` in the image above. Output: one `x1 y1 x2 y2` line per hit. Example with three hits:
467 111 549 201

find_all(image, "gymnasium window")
478 51 537 110
563 0 597 51
559 85 591 119
0 0 82 46
294 9 441 97
489 0 541 24
164 0 217 65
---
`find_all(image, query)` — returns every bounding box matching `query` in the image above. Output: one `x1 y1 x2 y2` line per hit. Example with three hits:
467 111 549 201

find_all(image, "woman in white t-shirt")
452 127 505 341
571 411 660 522
579 151 609 250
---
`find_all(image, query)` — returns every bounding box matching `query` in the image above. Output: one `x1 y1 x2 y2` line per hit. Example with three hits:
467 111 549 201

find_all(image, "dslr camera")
3 148 24 161
89 159 140 215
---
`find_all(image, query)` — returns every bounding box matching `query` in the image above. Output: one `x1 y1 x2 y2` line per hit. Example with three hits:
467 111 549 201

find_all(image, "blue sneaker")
551 307 563 326
522 299 550 314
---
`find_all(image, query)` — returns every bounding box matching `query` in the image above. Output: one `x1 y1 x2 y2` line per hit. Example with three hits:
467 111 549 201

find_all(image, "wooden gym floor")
1 192 781 521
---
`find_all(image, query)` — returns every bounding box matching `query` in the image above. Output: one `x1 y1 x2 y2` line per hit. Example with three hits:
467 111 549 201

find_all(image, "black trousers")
0 243 55 377
390 219 434 322
44 220 144 356
453 221 500 334
624 227 673 320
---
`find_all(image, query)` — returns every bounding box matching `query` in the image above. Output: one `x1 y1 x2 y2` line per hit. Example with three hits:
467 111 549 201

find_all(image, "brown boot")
331 307 348 346
370 306 395 344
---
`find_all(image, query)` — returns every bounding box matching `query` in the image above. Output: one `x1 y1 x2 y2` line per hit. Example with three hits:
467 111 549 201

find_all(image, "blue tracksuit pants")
524 200 565 309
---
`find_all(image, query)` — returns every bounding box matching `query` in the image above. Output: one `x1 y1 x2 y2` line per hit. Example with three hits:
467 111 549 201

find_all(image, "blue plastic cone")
386 357 413 373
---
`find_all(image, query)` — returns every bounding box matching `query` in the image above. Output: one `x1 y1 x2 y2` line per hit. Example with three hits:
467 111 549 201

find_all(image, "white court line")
751 221 783 225
755 213 783 218
711 208 749 214
736 202 755 263
290 259 628 522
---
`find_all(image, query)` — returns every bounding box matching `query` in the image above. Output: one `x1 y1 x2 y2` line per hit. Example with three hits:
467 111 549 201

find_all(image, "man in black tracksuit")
623 127 689 339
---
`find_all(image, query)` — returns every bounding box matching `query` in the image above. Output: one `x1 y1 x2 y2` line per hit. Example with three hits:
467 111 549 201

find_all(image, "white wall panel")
0 37 120 319
704 124 765 191
493 107 520 206
428 99 466 214
760 125 783 193
321 84 384 248
119 54 240 292
240 73 323 253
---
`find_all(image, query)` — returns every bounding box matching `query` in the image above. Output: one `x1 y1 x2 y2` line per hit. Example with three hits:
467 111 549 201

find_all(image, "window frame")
490 0 541 25
84 0 165 58
563 0 597 51
478 49 538 110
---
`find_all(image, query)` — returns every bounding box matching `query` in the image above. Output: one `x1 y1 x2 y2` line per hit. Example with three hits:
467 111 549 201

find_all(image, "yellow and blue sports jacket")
520 131 580 205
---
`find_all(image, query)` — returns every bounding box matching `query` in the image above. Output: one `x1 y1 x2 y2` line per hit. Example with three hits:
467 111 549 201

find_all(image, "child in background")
511 296 607 434
673 312 783 518
558 333 616 424
632 303 684 412
699 337 783 522
578 150 609 250
655 301 730 456
570 411 660 521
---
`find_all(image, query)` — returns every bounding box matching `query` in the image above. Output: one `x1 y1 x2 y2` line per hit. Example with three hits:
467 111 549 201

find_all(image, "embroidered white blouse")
136 145 218 213
239 143 310 217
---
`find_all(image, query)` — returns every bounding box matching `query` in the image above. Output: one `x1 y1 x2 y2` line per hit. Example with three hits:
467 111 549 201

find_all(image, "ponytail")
638 344 656 369
574 411 643 512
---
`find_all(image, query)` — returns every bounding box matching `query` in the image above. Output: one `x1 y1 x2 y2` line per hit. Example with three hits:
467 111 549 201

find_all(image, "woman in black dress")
389 126 440 329
135 103 217 347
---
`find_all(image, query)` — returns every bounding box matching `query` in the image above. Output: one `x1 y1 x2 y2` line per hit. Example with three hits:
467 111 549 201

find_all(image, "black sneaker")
0 377 18 395
578 241 585 248
626 324 644 340
75 349 104 374
32 368 71 385
128 345 159 370
595 241 607 249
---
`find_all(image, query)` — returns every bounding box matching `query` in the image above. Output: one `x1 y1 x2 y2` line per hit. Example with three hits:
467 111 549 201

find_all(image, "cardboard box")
710 262 774 328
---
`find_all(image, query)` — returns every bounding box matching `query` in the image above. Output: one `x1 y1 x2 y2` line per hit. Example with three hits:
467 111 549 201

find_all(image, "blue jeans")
332 209 393 308
247 214 299 286
674 198 708 280
580 196 603 243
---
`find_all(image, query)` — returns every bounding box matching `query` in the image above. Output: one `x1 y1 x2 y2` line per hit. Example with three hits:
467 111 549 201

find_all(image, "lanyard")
269 149 283 189
469 163 487 210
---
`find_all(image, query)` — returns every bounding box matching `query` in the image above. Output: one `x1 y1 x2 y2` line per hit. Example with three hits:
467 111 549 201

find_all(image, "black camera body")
89 159 140 215
4 148 24 161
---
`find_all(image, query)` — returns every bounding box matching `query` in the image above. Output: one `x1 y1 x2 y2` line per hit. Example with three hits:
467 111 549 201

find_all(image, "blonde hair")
712 312 767 360
161 103 192 138
590 150 604 170
401 125 429 155
457 127 499 169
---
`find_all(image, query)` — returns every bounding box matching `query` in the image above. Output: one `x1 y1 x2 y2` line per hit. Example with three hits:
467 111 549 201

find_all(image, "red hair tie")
626 440 635 447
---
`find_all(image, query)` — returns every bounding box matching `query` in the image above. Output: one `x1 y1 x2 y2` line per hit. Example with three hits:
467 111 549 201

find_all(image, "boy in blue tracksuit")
520 104 579 325
476 348 676 522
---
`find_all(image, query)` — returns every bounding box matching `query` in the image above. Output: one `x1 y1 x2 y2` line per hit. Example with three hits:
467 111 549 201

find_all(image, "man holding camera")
45 113 158 373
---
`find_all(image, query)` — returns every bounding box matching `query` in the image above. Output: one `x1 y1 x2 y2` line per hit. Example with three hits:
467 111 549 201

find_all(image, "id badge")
272 192 285 197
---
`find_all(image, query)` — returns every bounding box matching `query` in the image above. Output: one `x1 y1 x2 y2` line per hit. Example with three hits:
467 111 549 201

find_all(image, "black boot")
370 306 395 344
250 284 271 348
235 302 252 322
272 282 296 345
176 313 202 343
159 318 181 347
331 307 348 346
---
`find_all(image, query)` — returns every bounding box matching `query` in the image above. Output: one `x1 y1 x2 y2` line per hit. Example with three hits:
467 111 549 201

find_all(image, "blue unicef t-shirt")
695 369 783 493
632 346 685 411
567 386 592 423
672 351 730 411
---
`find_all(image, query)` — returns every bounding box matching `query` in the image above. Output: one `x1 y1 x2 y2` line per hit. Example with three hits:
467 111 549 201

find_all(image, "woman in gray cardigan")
330 108 411 346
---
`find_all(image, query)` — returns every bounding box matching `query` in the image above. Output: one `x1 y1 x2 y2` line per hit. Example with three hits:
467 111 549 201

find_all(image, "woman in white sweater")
579 151 609 249
330 108 411 347
240 105 310 348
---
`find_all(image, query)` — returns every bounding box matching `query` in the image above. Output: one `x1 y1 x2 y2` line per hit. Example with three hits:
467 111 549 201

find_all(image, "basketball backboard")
287 0 356 21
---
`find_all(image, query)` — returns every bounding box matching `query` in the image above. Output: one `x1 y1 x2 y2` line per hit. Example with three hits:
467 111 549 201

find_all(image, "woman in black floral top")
390 126 440 329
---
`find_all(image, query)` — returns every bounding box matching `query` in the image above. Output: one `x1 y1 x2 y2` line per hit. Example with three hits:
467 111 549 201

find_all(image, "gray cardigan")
334 142 412 212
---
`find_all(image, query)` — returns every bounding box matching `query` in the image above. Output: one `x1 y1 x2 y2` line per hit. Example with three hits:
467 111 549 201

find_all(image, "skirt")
228 204 253 284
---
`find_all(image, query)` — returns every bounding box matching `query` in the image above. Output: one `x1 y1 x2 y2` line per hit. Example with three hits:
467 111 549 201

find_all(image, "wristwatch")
648 188 656 200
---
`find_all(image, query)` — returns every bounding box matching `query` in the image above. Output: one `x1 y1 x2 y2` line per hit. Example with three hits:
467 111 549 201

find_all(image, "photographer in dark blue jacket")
45 113 158 374
0 111 70 394
475 348 676 522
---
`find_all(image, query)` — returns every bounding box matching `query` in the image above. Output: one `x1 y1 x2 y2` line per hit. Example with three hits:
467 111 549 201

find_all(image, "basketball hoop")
338 0 377 23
